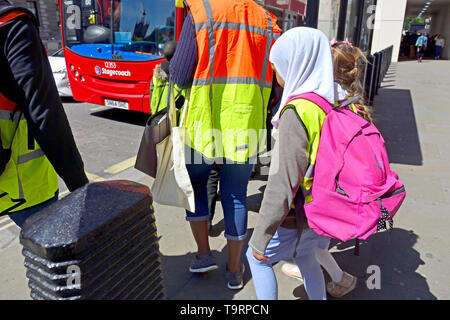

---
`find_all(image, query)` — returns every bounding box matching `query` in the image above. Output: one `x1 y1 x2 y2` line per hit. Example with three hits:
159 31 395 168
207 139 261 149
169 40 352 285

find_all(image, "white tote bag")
151 82 195 212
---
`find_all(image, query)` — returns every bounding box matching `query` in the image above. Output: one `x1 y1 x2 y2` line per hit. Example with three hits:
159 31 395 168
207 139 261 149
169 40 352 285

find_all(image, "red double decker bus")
58 0 305 114
59 0 184 113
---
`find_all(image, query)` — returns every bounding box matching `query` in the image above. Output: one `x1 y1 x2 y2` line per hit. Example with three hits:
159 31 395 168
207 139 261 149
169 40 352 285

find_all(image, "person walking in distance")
415 33 428 63
434 34 445 60
0 0 88 227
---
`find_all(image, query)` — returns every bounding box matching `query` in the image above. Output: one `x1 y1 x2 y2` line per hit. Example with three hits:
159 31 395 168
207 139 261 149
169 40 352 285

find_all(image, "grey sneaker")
189 253 219 273
326 272 357 298
226 264 245 290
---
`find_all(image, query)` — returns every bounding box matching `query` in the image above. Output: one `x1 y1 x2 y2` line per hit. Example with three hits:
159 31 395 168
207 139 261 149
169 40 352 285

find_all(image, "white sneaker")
281 263 303 280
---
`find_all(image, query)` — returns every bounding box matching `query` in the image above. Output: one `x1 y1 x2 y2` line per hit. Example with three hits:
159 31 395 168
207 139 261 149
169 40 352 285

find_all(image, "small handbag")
134 84 169 178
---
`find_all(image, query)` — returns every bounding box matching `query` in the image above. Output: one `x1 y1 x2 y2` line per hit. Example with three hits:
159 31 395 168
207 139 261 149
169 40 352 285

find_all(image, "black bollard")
20 180 164 300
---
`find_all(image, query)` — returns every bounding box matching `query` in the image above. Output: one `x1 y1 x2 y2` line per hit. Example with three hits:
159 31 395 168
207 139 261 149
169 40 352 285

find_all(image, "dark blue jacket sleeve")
2 17 88 191
169 13 197 88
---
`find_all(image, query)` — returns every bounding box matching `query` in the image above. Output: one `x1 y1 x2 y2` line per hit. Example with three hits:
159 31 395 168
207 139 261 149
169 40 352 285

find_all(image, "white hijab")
335 83 348 101
270 27 336 129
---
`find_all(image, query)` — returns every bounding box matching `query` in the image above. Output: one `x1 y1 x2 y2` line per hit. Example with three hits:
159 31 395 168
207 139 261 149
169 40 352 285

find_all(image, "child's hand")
252 249 270 262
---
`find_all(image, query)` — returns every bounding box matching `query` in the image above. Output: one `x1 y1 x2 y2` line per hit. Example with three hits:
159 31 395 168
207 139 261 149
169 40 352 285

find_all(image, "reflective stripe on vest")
0 109 58 214
184 0 281 162
0 10 58 215
0 110 58 215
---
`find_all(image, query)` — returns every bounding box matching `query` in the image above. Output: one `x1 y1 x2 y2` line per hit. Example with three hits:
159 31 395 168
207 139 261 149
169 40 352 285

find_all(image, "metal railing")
364 45 394 106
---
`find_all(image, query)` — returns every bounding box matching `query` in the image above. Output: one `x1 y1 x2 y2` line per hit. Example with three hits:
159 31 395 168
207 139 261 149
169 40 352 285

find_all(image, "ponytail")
353 103 372 124
332 43 373 123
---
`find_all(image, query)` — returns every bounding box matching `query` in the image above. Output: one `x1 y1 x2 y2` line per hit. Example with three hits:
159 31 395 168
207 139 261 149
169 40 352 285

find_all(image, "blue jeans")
185 155 253 241
416 46 425 59
246 227 330 300
8 192 58 228
435 45 442 58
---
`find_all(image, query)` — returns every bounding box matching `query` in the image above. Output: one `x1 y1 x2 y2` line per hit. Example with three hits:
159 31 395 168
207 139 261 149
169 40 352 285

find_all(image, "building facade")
370 0 407 60
10 0 61 53
312 0 450 62
256 0 307 30
7 0 449 60
312 0 377 53
425 1 450 60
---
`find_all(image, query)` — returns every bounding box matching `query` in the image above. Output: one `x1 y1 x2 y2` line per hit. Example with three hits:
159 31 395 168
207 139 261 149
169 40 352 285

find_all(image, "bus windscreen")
62 0 175 61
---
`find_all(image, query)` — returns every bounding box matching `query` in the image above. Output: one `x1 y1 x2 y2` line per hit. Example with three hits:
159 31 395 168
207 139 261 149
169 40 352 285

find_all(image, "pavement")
0 58 449 300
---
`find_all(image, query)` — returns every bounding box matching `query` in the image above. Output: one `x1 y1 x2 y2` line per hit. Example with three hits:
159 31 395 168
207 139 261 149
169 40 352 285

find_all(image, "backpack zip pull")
377 198 394 231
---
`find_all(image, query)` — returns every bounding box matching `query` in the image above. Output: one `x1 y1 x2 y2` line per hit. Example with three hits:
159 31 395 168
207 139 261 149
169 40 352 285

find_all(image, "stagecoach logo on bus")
94 62 131 77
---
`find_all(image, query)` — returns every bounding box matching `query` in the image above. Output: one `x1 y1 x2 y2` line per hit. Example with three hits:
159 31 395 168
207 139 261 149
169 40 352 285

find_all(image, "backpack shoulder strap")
335 95 362 109
287 92 334 115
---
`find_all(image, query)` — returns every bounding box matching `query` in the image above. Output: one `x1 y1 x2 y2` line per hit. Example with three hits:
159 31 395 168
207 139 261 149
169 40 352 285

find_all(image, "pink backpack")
291 93 406 243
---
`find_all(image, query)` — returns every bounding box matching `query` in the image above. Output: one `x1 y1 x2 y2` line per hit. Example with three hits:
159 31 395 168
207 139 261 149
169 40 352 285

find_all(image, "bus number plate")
104 99 129 110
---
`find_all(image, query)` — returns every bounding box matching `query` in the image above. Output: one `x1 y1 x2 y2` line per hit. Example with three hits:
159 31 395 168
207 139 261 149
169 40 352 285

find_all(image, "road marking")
0 217 10 224
59 189 70 198
86 172 106 182
104 156 137 175
0 222 15 232
90 106 107 112
57 172 104 200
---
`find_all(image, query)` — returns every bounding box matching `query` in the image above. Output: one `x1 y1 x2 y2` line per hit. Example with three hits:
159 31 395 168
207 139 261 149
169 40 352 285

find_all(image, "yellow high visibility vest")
0 11 58 215
150 75 185 115
184 0 281 162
